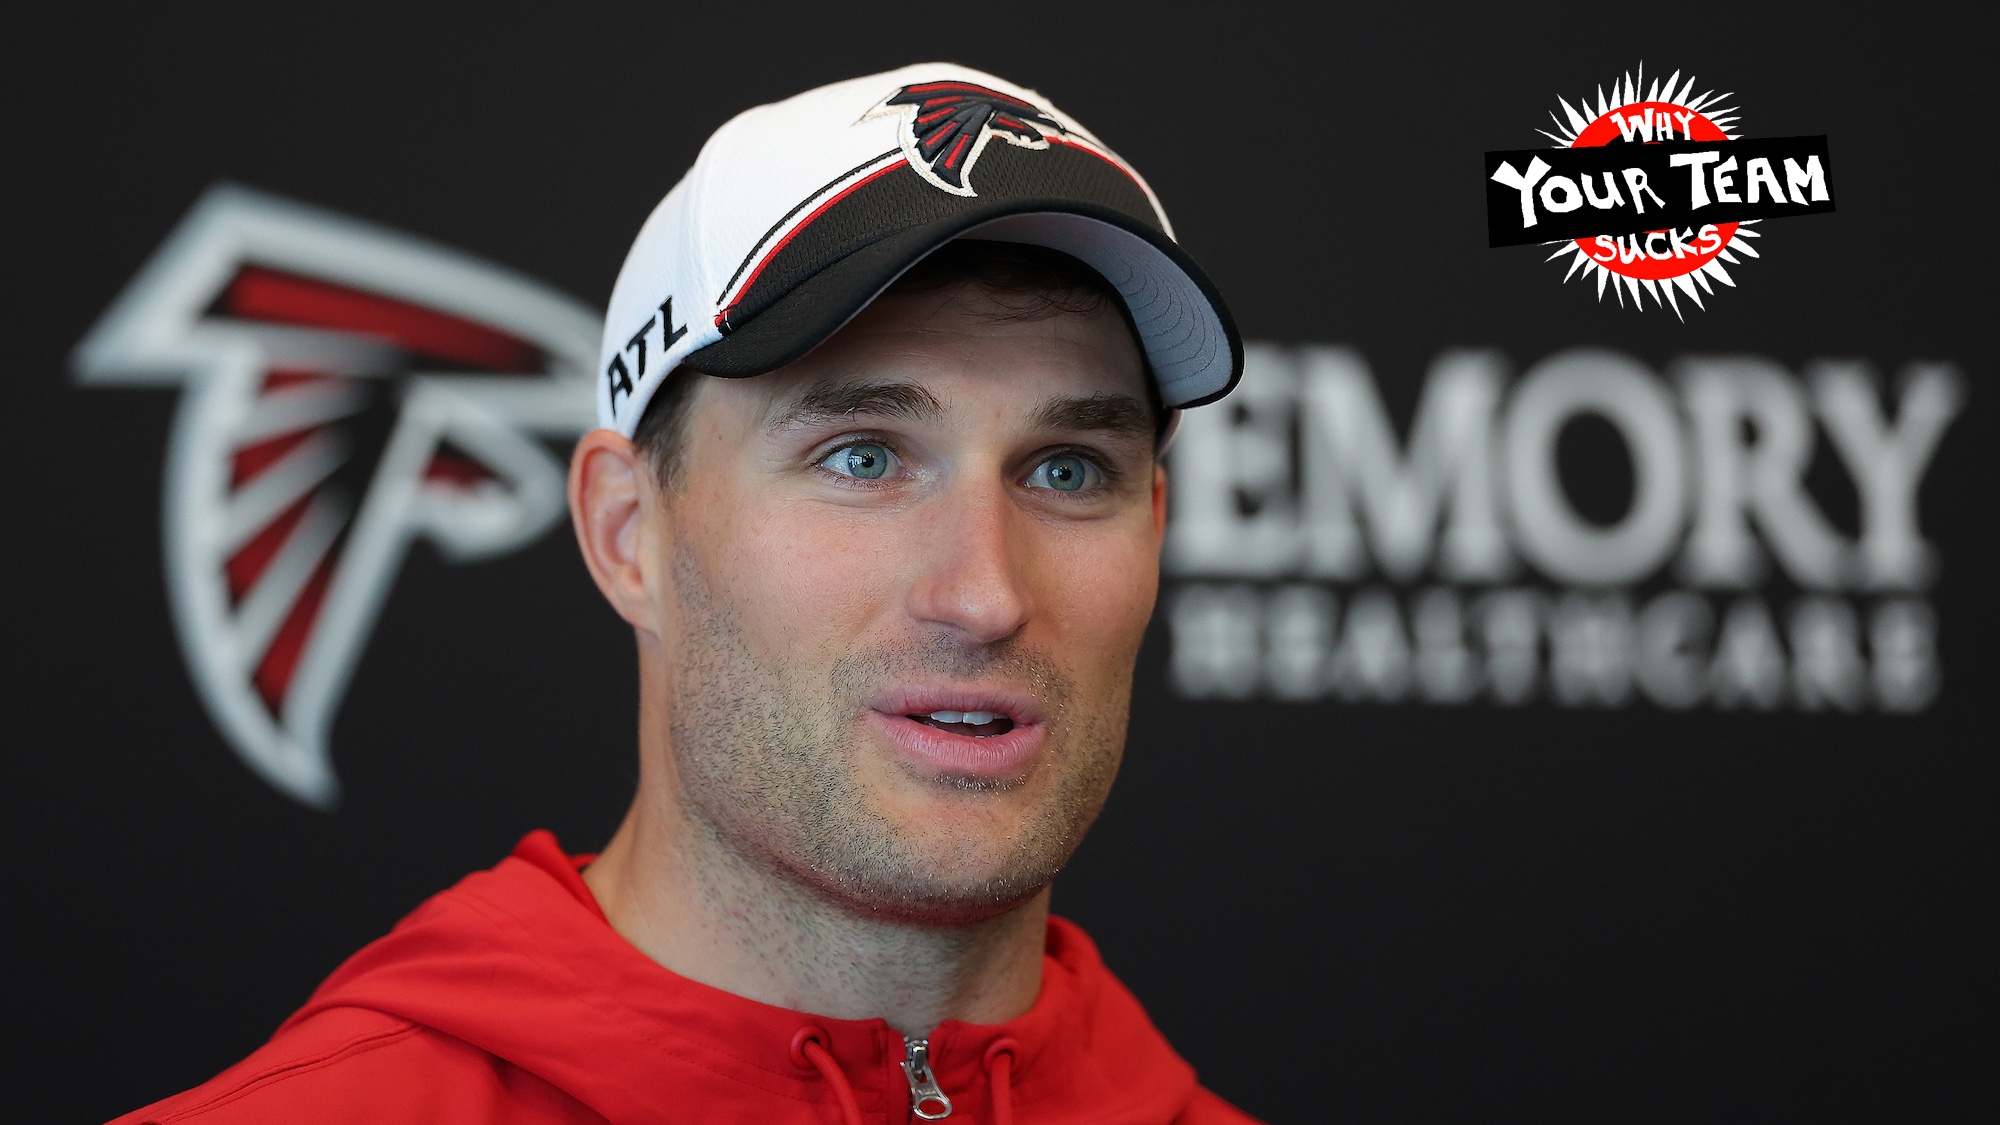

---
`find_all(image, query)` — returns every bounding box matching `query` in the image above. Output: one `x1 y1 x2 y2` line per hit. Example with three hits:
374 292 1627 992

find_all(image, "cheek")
695 492 910 657
1029 521 1160 667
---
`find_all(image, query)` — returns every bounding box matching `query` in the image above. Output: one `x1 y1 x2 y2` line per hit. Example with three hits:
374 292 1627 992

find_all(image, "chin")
826 861 1056 927
797 797 1073 925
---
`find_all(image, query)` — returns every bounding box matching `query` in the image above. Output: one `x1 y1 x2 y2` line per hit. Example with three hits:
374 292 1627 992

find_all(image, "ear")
569 428 661 635
1151 462 1169 548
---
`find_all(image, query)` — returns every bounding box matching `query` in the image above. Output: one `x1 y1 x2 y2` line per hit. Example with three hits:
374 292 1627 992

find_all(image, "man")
114 63 1251 1124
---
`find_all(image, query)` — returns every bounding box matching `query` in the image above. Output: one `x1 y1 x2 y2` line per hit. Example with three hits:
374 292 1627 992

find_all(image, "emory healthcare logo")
1164 346 1960 714
1485 66 1835 314
73 186 597 808
872 81 1066 196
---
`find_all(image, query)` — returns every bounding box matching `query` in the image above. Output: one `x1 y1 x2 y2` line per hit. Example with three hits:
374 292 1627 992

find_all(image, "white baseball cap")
595 62 1241 436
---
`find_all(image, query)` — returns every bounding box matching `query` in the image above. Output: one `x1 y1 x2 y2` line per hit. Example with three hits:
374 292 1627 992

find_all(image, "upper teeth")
929 710 997 725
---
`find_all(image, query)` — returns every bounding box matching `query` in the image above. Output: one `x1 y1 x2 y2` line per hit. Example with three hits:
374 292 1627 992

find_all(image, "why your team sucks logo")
73 186 597 808
1483 64 1835 316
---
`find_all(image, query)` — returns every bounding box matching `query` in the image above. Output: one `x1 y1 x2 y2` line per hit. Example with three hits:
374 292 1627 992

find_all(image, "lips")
866 685 1046 781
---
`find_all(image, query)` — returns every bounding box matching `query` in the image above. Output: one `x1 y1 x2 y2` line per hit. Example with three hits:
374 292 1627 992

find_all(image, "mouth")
866 686 1046 782
907 709 1016 737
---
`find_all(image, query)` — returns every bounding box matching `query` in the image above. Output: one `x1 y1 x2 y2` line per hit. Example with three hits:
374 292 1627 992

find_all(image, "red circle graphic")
1568 101 1736 281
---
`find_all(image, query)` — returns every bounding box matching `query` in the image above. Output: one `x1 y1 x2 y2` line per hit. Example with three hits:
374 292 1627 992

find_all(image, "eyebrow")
1029 393 1155 441
767 380 944 431
765 382 1155 444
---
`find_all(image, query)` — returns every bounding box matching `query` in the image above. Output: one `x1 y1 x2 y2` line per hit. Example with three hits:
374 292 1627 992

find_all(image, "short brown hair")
631 240 1158 487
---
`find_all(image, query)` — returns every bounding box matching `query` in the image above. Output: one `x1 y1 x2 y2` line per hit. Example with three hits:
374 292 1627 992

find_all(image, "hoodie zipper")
901 1036 953 1120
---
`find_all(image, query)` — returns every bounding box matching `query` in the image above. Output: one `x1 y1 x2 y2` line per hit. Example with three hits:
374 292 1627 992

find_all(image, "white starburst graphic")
1537 64 1763 318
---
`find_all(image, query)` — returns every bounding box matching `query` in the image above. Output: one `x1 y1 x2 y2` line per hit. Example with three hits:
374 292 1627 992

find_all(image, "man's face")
646 281 1164 923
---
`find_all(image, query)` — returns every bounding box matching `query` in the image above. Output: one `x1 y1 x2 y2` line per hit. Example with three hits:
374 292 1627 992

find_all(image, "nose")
905 479 1035 644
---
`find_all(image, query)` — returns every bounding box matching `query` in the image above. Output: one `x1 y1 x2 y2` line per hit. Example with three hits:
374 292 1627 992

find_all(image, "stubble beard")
663 538 1128 924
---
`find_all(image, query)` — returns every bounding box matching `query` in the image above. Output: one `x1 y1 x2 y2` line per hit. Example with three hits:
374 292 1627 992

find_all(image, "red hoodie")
112 832 1260 1125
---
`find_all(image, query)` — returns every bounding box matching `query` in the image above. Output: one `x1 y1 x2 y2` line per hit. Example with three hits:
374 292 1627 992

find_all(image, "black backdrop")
8 3 1994 1121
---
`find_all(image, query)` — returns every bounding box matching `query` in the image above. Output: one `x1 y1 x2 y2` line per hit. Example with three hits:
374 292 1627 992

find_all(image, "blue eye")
823 442 893 479
1029 454 1095 492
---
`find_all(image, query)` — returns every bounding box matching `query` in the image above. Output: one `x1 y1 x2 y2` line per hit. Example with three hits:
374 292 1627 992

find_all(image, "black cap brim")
683 200 1241 409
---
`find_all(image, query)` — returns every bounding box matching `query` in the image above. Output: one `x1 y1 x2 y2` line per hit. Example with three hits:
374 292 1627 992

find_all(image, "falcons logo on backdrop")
73 185 597 808
876 81 1067 196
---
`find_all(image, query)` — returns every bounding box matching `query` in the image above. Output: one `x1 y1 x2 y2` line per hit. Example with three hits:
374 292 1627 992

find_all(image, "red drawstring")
791 1026 864 1125
983 1037 1021 1125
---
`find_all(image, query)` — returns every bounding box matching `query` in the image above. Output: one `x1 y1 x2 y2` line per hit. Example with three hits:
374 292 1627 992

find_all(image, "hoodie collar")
285 831 1199 1125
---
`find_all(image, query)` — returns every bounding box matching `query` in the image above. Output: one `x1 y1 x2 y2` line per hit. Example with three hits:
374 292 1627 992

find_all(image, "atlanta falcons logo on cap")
73 185 597 808
873 81 1067 197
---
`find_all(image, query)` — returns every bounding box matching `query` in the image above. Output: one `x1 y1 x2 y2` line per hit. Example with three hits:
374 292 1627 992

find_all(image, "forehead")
730 283 1151 418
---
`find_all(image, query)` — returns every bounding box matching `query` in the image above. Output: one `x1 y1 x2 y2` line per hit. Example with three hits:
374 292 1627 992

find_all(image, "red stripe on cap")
726 161 905 309
1043 135 1149 196
224 267 540 372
